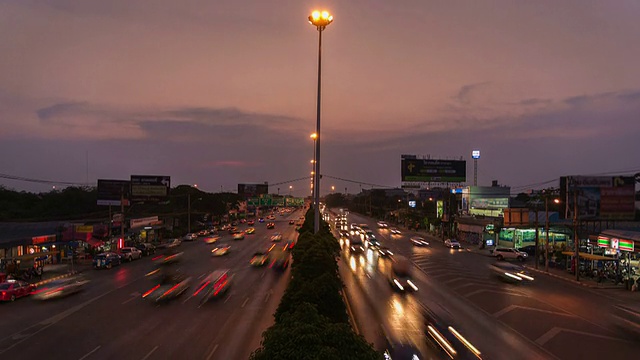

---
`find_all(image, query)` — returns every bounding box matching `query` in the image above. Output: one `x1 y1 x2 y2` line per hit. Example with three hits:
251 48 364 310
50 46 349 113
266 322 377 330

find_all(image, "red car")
0 280 35 302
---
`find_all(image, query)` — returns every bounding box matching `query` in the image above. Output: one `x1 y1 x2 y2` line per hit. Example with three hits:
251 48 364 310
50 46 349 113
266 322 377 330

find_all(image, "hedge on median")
250 207 381 360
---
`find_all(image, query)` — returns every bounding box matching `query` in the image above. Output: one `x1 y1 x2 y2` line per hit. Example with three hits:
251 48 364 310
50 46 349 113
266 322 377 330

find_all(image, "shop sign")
75 225 94 233
597 236 610 248
619 238 634 252
32 235 56 245
130 216 159 228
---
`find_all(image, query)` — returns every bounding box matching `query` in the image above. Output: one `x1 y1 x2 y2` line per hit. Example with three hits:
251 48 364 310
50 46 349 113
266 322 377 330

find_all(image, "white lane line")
264 290 273 303
198 273 207 279
140 345 159 360
78 345 101 360
224 294 233 303
182 295 193 304
205 344 219 360
260 271 266 278
241 297 250 308
121 292 141 305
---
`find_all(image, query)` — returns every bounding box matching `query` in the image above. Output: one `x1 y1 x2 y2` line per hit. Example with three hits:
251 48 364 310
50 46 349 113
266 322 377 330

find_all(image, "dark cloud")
453 82 491 104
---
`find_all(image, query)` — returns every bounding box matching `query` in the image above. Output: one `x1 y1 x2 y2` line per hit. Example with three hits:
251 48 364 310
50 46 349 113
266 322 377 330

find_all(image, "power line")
0 173 87 186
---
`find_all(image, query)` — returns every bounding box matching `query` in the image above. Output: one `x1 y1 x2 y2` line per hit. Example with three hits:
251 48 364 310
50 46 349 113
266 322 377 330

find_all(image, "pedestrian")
632 278 638 292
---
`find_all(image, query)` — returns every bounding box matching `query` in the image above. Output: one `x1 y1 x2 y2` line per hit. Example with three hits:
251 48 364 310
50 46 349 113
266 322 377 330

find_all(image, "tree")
252 303 382 360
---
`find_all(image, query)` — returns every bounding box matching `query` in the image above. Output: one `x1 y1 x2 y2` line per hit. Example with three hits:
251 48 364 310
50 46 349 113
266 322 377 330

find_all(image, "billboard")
401 158 466 183
97 179 130 206
560 176 635 220
238 183 268 198
130 175 170 203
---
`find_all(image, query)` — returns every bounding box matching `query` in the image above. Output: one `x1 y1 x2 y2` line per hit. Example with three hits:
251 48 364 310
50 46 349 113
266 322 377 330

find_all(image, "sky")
1 0 640 196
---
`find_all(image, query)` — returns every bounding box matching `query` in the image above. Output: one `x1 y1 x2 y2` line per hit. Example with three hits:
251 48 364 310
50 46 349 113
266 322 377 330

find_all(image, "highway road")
0 210 303 360
335 210 640 360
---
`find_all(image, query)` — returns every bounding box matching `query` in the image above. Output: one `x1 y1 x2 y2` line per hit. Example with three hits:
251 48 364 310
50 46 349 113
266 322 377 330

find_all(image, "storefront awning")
562 251 616 261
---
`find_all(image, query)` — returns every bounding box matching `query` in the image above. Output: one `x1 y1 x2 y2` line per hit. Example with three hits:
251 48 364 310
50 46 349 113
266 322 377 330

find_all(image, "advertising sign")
238 183 269 198
130 175 170 203
401 158 466 183
130 216 159 228
472 150 480 159
561 176 635 220
75 225 94 233
97 179 130 206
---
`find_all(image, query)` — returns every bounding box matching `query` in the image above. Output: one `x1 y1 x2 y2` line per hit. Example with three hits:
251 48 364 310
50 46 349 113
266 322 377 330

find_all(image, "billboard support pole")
534 206 539 269
120 188 125 249
108 205 112 239
545 196 550 273
188 193 191 234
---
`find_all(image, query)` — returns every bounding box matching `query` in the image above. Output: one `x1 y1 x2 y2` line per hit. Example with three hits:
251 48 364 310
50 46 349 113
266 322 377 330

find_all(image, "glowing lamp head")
309 10 333 27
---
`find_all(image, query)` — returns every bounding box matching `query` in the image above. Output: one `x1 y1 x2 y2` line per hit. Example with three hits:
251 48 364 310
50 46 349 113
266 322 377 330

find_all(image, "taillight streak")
142 284 161 298
193 280 210 296
161 283 182 297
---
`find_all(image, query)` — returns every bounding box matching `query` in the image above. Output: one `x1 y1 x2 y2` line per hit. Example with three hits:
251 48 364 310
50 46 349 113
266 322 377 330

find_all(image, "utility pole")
120 187 125 250
545 195 550 272
534 203 540 269
573 189 580 281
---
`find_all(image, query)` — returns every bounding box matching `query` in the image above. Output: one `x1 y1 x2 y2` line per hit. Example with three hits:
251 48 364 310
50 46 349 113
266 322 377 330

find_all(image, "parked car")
493 247 528 262
444 238 461 249
93 252 122 269
120 247 143 262
0 280 34 302
135 243 156 256
517 245 537 257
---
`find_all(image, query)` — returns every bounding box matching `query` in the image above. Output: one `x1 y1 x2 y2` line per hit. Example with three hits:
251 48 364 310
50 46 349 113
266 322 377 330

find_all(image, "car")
245 227 255 234
231 221 238 226
204 235 220 244
423 303 483 359
233 232 245 240
258 218 265 223
142 272 192 303
377 221 389 229
266 215 276 220
350 239 365 253
444 239 461 249
289 219 295 225
389 256 418 292
493 247 528 262
517 245 538 257
390 228 402 235
152 251 184 265
411 236 430 247
168 238 182 248
228 227 238 234
283 239 296 251
489 262 534 283
93 252 122 269
32 276 90 300
135 243 156 256
120 247 143 261
266 222 275 229
197 230 209 237
183 233 198 241
247 220 255 226
378 246 394 257
271 233 283 242
367 238 381 248
0 280 34 302
268 249 290 271
211 245 231 257
383 342 425 360
250 251 269 267
192 270 232 304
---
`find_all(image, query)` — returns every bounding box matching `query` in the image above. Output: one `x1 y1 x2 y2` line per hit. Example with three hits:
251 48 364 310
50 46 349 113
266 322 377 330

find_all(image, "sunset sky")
1 0 639 196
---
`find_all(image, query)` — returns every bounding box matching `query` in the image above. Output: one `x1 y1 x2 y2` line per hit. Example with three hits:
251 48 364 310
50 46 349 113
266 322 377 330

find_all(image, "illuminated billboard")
401 158 466 183
560 176 635 220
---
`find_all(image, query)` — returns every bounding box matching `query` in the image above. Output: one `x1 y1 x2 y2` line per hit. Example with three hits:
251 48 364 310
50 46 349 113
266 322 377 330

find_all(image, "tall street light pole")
309 10 333 234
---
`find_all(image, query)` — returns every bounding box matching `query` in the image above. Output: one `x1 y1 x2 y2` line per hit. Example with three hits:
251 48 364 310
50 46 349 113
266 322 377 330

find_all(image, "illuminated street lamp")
308 11 333 234
289 185 293 196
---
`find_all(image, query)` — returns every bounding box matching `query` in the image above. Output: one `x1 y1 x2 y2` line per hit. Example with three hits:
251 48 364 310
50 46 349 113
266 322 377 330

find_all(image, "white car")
444 239 461 249
120 247 142 261
493 247 528 262
390 228 402 235
411 236 429 246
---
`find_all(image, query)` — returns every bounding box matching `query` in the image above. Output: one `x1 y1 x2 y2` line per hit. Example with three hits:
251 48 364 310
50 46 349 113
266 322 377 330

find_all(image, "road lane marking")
121 292 141 304
198 273 207 279
205 344 219 360
241 297 250 308
182 295 193 304
140 345 159 360
224 294 233 303
464 289 527 298
260 271 266 278
78 345 101 360
493 305 576 318
264 290 273 303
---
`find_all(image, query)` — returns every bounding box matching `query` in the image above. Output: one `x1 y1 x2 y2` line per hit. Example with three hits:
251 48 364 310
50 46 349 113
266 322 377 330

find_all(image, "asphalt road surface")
336 211 640 360
0 210 302 360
